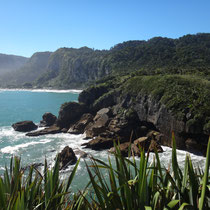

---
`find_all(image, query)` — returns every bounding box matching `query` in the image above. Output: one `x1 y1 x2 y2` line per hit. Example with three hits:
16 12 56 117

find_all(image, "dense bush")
0 135 209 209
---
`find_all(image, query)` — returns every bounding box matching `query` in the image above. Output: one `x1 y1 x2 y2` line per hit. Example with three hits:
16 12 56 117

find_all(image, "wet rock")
26 125 61 136
56 102 87 129
108 114 141 142
74 149 88 158
185 138 206 155
109 142 140 157
61 128 68 133
40 112 57 127
134 136 163 153
82 136 114 150
57 146 77 170
85 111 110 138
133 137 150 151
68 113 93 134
149 140 163 153
12 121 38 132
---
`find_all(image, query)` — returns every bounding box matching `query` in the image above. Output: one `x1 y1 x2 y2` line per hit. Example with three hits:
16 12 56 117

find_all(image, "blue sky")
0 0 209 57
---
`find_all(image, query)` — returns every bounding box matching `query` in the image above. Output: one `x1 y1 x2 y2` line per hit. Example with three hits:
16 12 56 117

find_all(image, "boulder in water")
40 112 57 127
12 121 38 132
57 146 77 170
26 125 61 136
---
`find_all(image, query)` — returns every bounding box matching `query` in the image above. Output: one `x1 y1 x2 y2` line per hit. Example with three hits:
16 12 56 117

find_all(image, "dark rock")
56 102 87 129
82 136 114 150
133 137 150 151
92 91 117 111
108 113 141 142
61 128 68 133
12 121 38 132
40 112 57 127
149 140 163 153
78 85 110 108
146 130 165 144
134 135 163 153
26 125 61 136
74 149 88 158
109 142 140 157
85 112 110 138
68 113 93 134
185 138 206 155
57 146 77 170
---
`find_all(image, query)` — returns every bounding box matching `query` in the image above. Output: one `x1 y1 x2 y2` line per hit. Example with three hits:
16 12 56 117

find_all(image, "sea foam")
0 88 83 93
1 139 51 154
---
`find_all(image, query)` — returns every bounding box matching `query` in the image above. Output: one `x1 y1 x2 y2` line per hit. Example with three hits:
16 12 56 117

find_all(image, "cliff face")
56 74 209 154
126 94 208 152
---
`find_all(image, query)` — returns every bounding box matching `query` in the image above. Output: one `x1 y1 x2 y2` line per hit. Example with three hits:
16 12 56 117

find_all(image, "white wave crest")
0 139 51 154
0 88 83 93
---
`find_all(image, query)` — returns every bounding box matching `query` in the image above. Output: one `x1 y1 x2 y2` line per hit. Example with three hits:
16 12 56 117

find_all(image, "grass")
0 135 210 209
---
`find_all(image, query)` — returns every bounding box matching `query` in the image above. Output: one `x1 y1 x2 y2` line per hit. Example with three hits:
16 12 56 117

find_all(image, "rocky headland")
13 73 210 160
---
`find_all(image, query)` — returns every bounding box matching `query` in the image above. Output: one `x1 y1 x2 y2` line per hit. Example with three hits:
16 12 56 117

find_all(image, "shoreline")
0 88 83 93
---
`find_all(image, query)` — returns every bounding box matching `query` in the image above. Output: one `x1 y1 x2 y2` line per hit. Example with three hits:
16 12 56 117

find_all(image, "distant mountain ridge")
1 33 210 88
0 53 28 76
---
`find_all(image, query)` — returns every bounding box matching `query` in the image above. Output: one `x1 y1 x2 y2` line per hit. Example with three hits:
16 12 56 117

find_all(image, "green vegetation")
1 33 210 89
0 136 210 209
122 74 210 132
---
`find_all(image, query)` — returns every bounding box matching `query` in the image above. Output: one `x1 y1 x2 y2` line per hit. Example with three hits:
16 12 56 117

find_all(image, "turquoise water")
0 89 207 191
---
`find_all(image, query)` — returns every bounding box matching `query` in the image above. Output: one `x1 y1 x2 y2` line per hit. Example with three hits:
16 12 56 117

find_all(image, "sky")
0 0 209 57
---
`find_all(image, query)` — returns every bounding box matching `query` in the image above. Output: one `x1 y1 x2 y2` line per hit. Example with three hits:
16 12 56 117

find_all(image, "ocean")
0 89 207 191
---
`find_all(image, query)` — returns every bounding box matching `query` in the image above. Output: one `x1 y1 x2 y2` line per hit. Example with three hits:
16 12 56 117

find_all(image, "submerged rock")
12 121 38 132
57 146 77 170
40 112 57 127
26 125 61 136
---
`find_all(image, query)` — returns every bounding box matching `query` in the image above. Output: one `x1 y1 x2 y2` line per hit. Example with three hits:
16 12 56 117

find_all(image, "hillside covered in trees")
0 54 28 77
0 33 210 88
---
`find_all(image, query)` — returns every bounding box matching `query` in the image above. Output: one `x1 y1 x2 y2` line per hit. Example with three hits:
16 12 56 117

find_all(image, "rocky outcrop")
82 136 115 150
78 85 111 109
85 108 111 139
26 125 61 136
68 113 93 134
56 102 87 129
109 142 140 157
57 146 77 170
133 94 209 150
108 132 163 157
12 121 38 132
74 149 88 158
40 112 57 127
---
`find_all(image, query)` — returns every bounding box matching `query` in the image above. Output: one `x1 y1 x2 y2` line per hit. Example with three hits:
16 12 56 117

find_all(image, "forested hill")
0 54 28 76
1 33 210 88
0 52 51 88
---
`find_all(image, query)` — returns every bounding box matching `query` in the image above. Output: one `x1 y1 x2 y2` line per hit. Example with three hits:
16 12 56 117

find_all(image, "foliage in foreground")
0 135 210 209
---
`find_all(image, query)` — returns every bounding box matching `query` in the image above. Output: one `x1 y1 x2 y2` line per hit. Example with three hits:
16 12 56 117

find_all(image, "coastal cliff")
52 74 210 155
